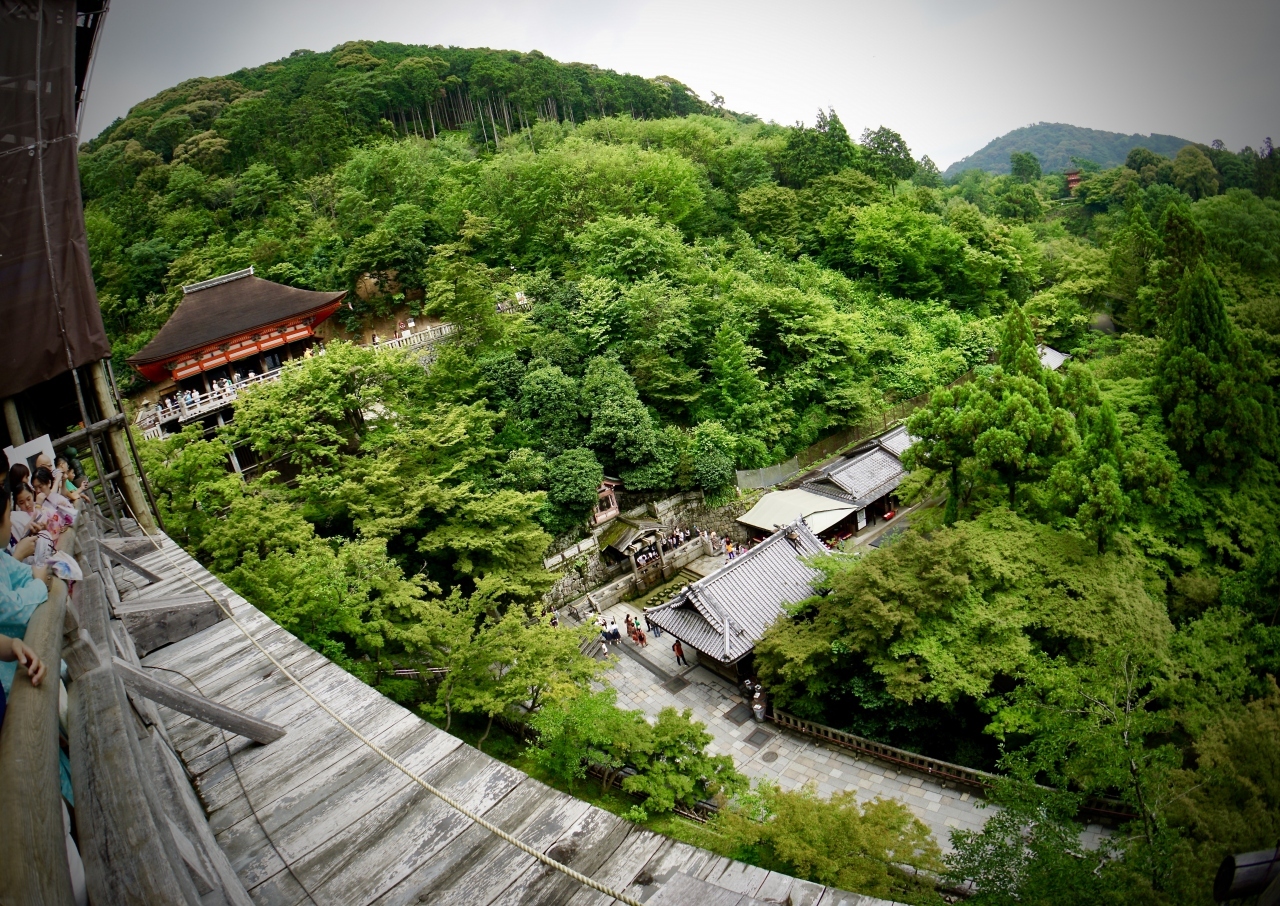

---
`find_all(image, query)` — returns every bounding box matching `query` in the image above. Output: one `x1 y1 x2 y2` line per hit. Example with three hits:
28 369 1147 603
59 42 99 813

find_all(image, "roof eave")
127 294 345 366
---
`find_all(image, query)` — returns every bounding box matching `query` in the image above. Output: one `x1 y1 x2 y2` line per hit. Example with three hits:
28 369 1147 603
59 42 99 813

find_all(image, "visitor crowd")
1 465 56 733
7 453 81 568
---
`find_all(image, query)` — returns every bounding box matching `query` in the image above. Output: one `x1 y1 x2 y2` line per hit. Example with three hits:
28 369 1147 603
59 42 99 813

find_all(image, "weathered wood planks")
126 528 898 906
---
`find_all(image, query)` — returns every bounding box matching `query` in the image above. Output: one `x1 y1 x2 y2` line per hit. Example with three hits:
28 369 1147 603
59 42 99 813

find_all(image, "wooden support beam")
0 582 76 905
114 592 226 657
147 733 254 906
100 543 162 584
113 657 286 745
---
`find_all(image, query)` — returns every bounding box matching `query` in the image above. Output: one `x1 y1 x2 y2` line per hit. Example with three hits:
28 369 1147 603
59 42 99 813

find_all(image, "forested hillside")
82 40 1280 905
944 122 1196 176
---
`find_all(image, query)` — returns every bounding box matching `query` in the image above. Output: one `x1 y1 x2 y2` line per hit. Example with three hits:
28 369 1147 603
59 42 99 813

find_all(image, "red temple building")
127 267 345 443
128 267 344 384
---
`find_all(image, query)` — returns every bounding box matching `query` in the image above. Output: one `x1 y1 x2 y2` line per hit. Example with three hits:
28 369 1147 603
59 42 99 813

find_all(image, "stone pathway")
591 605 992 853
580 495 1110 855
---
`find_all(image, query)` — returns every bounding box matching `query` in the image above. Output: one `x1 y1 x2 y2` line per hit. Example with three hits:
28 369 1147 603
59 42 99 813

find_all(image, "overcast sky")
81 0 1279 168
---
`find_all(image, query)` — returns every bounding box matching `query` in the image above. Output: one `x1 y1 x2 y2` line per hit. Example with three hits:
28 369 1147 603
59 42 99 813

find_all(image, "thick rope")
119 510 643 906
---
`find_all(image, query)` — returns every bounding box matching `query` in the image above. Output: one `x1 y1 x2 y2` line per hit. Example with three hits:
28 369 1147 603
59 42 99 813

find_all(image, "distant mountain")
943 122 1197 178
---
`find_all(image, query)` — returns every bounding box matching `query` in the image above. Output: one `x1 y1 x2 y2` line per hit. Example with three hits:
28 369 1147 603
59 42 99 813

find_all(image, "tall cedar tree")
1157 262 1274 480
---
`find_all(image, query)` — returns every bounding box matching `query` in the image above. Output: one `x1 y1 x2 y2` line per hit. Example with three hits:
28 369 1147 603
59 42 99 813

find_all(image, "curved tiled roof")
646 521 826 663
806 447 906 508
128 270 346 365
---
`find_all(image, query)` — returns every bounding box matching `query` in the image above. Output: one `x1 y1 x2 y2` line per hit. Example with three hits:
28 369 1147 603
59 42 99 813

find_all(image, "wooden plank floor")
115 531 898 906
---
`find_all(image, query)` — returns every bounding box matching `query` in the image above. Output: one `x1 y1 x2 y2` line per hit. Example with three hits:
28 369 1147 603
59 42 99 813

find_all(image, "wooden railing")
2 505 263 904
771 709 1137 823
376 321 456 351
135 367 285 431
770 709 997 790
134 301 535 439
0 578 74 904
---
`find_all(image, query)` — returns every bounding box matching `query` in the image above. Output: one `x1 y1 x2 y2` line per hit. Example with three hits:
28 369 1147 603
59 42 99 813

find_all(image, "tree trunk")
944 463 960 525
478 712 494 751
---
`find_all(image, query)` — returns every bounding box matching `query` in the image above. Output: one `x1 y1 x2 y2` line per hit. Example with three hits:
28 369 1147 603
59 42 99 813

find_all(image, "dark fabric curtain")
0 0 111 399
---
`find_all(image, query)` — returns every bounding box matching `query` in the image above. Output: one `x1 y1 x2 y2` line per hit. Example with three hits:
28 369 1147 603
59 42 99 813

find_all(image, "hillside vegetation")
944 122 1196 176
82 41 1280 905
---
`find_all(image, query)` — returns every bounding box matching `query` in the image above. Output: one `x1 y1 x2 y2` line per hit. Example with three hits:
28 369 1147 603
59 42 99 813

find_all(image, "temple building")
740 425 915 540
645 521 826 682
127 267 345 441
1037 344 1071 371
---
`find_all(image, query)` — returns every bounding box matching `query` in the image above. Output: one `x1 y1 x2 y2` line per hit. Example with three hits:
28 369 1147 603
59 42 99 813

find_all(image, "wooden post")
0 581 76 905
90 360 155 532
3 395 24 444
68 664 195 905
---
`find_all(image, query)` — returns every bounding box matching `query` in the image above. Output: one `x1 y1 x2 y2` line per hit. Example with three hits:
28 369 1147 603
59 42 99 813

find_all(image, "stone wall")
659 490 763 544
543 550 624 609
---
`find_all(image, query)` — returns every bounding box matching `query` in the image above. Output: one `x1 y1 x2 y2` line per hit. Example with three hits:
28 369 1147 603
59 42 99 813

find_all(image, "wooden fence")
0 506 263 904
770 709 1135 823
736 369 977 489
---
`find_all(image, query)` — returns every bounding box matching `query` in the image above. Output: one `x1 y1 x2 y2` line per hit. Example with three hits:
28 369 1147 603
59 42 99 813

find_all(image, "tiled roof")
646 521 825 663
878 424 916 458
1037 344 1071 371
806 446 906 508
599 516 672 553
128 271 346 365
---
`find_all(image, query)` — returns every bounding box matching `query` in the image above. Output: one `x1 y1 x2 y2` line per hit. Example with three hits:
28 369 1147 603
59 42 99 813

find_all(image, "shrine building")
128 267 345 387
126 267 346 442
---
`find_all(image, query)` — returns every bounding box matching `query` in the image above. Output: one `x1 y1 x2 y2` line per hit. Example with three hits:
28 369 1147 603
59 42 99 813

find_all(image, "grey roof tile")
878 424 916 458
805 447 906 508
646 521 825 663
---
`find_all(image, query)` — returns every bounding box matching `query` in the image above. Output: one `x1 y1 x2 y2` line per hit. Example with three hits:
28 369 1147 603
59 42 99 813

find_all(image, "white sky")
81 0 1280 168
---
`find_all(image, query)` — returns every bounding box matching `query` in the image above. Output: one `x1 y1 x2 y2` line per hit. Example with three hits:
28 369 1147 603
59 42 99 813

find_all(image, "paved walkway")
591 604 991 853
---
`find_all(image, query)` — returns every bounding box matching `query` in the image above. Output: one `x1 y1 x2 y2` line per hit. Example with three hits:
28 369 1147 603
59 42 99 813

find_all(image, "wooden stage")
111 532 894 906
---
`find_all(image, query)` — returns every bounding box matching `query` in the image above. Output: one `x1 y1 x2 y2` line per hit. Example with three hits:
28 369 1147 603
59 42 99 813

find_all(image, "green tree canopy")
1009 151 1042 184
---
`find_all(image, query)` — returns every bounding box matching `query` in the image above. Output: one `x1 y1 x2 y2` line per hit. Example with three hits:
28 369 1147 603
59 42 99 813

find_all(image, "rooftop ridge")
182 266 254 294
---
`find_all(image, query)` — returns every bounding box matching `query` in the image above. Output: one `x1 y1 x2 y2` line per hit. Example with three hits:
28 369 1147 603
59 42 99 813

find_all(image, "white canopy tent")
737 488 857 535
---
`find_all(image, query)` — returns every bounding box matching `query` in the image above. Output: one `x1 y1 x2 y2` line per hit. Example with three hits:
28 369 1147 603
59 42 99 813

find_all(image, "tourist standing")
672 640 687 666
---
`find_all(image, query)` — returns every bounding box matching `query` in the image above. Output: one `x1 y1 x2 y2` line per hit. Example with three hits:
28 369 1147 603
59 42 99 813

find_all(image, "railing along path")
771 709 1136 822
